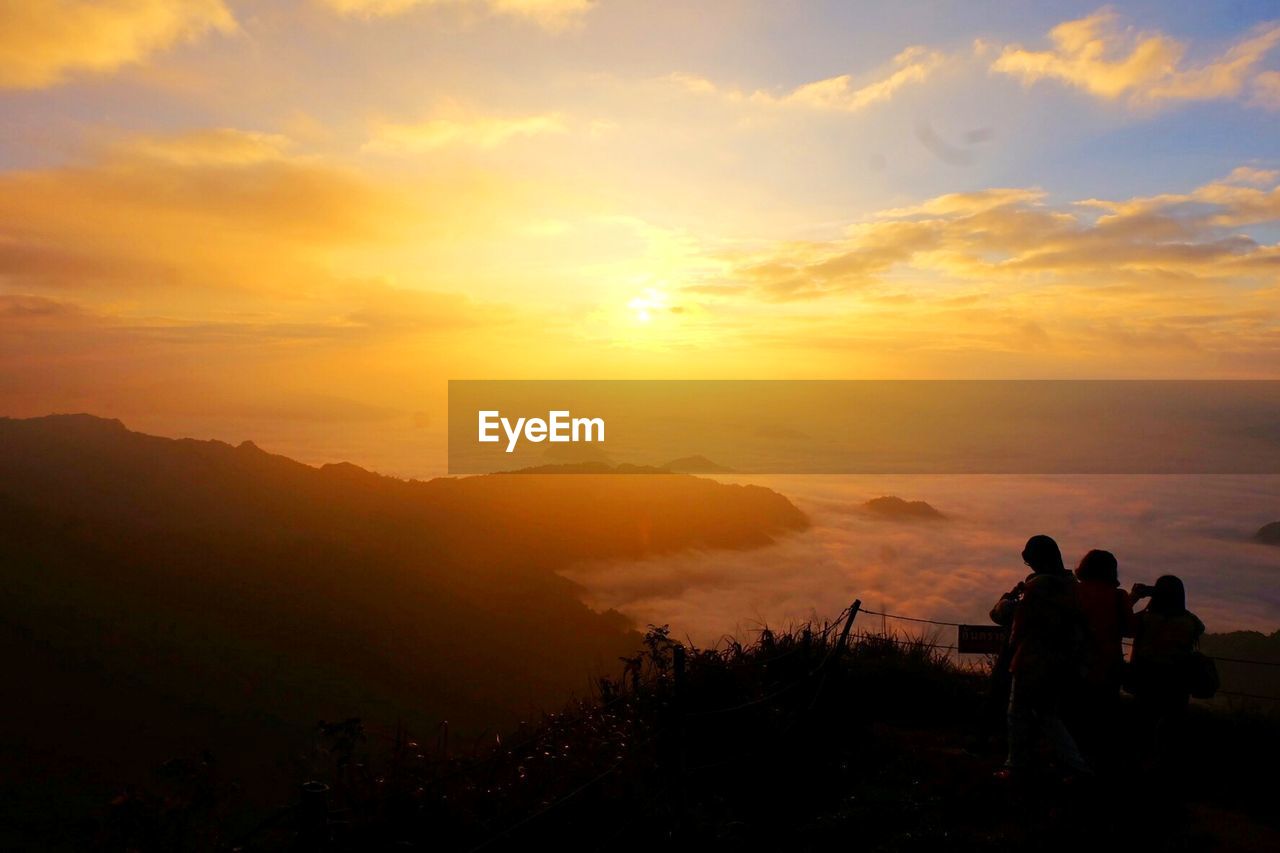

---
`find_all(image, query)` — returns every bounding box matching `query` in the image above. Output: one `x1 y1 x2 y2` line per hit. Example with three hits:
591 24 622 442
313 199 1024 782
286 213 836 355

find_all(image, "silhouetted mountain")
0 414 806 845
1255 521 1280 545
662 454 734 473
1201 628 1280 708
861 495 947 521
1202 628 1280 663
540 442 615 464
508 461 666 474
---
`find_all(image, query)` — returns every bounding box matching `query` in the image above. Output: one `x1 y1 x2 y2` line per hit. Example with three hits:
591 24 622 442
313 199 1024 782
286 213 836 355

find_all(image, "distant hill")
1256 521 1280 545
514 456 738 475
540 442 615 465
506 461 666 474
662 455 734 473
1201 628 1280 709
0 414 807 845
1202 628 1280 662
862 495 947 521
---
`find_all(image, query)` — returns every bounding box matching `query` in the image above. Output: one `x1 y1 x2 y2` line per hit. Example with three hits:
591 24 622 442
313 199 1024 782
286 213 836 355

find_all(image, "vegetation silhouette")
104 621 1280 852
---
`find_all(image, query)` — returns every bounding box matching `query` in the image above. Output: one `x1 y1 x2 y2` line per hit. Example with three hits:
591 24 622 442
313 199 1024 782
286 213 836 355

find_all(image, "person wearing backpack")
1128 575 1208 771
990 535 1091 780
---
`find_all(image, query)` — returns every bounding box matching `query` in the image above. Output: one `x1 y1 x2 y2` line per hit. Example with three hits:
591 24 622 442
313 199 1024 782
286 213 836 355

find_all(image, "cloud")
342 283 513 333
991 8 1280 108
364 112 567 153
721 170 1280 301
1223 166 1280 187
323 0 593 31
563 476 1280 646
112 128 294 165
0 294 84 321
0 128 409 293
0 0 236 89
670 45 945 113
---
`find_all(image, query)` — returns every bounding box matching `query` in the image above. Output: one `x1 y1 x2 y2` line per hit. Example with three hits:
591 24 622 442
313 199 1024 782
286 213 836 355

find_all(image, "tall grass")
210 618 984 851
104 619 1280 851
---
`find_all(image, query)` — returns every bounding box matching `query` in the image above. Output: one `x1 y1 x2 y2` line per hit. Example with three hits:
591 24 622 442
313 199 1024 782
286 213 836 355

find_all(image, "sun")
627 287 670 324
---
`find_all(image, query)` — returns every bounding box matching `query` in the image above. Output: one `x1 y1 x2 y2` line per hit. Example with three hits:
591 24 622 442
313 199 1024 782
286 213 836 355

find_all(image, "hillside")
103 623 1280 852
0 414 807 849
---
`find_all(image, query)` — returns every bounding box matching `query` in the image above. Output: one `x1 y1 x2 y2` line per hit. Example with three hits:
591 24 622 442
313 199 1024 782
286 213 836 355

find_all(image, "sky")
2 1 1280 467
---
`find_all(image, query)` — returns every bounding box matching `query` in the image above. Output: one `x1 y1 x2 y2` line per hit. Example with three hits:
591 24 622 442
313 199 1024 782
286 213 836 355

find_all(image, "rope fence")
867 607 1280 670
860 607 963 628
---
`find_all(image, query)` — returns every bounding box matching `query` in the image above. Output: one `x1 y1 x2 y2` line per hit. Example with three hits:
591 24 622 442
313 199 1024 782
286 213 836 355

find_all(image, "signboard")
957 625 1008 655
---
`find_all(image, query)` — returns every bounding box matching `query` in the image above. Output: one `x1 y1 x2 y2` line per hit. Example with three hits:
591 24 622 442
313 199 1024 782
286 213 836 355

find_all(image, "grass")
98 616 1280 852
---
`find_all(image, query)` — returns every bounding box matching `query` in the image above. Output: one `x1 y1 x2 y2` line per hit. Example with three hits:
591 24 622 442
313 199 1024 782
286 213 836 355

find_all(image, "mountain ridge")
0 413 808 845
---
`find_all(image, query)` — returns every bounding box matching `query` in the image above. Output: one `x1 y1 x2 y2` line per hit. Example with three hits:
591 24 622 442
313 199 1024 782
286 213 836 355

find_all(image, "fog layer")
563 475 1280 645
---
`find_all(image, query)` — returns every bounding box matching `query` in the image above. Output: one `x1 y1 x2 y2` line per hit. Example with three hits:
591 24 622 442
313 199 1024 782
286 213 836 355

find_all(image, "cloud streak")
0 128 406 294
323 0 593 31
670 46 945 113
0 0 236 89
364 112 568 152
722 172 1280 300
991 8 1280 109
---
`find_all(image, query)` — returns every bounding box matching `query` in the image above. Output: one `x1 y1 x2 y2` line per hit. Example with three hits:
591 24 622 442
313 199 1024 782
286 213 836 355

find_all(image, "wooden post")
295 781 329 850
807 600 862 712
813 599 863 674
836 599 862 658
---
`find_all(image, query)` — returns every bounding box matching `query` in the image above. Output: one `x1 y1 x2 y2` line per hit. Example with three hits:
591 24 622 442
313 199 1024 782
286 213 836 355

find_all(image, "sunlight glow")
627 288 670 324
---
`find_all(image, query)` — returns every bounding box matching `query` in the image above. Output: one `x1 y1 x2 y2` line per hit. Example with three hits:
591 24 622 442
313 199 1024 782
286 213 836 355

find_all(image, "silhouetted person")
1072 549 1134 766
990 535 1090 779
1128 575 1204 771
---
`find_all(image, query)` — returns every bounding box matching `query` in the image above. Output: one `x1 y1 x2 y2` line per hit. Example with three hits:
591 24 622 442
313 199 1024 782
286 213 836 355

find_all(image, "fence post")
806 600 862 713
835 599 862 660
295 780 330 851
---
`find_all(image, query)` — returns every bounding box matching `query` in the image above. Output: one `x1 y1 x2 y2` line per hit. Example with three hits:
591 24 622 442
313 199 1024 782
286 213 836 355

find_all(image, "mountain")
1201 628 1280 710
0 414 807 846
662 454 734 473
1255 521 1280 545
861 495 947 521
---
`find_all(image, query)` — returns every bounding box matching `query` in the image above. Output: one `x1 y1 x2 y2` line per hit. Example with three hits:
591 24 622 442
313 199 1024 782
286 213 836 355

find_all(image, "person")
1071 549 1134 765
1128 575 1204 770
990 534 1090 779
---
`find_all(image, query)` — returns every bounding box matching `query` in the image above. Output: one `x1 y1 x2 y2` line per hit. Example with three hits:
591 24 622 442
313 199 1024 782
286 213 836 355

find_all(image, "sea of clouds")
562 475 1280 647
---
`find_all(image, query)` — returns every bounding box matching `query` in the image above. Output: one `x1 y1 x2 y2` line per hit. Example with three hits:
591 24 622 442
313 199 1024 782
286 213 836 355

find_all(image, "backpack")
1186 651 1219 699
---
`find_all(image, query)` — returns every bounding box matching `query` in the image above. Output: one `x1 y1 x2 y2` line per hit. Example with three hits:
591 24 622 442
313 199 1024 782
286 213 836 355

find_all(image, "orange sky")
1 2 1278 471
